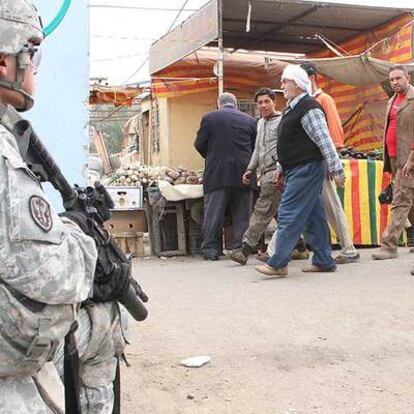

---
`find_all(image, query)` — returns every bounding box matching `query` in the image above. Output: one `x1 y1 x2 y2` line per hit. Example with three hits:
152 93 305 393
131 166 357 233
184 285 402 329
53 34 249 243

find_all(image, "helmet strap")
0 52 34 111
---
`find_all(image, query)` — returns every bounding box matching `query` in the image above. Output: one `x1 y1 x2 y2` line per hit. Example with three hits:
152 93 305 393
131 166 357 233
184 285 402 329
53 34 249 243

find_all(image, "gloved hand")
59 211 93 236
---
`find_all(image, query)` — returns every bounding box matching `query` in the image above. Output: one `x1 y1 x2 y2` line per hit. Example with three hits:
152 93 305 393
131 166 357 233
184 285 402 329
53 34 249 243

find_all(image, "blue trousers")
267 160 336 270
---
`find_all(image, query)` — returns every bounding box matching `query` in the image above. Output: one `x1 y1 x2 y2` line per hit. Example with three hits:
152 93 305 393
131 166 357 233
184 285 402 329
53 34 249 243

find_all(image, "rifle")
0 104 148 321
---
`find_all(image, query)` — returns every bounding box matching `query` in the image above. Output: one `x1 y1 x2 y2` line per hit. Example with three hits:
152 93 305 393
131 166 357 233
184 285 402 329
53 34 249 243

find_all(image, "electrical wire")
120 0 191 85
166 0 190 33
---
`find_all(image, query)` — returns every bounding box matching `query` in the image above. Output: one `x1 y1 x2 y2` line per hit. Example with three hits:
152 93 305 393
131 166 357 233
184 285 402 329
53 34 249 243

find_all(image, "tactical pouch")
0 284 74 377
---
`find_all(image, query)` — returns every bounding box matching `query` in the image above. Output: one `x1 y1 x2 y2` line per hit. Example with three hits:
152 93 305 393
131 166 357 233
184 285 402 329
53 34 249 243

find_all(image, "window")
238 100 259 119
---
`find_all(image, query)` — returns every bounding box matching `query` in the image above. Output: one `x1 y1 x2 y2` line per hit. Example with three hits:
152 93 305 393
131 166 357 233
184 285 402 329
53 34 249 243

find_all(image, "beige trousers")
243 170 281 248
322 177 356 256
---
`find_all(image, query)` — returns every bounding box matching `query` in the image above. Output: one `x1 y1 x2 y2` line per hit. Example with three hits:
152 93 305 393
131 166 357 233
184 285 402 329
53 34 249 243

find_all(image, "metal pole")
217 0 224 96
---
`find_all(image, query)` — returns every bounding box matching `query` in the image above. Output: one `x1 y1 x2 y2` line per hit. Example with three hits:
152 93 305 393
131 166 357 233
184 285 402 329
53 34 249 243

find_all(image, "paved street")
123 248 414 414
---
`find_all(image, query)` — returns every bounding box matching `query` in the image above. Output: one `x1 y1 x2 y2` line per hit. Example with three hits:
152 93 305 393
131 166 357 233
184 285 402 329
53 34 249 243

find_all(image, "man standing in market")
301 62 360 264
372 65 414 260
255 64 345 277
194 92 257 260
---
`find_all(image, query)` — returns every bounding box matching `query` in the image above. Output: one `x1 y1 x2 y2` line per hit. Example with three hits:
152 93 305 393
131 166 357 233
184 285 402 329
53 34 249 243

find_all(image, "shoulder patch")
29 195 53 232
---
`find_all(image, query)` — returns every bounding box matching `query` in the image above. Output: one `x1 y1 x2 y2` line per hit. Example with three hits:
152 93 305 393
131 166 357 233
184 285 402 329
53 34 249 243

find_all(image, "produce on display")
340 147 383 160
103 163 203 187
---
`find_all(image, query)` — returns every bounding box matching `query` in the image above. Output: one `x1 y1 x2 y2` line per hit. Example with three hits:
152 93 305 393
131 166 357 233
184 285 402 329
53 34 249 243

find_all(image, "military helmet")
0 0 43 55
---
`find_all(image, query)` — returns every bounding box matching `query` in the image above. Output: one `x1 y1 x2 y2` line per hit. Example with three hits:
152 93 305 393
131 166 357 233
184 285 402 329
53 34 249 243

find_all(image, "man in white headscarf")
255 65 345 277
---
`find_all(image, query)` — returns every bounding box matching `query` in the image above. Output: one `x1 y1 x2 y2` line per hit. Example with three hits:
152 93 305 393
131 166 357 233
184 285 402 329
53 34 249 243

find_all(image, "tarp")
89 85 143 107
151 50 287 99
277 14 414 151
151 13 413 151
293 55 414 86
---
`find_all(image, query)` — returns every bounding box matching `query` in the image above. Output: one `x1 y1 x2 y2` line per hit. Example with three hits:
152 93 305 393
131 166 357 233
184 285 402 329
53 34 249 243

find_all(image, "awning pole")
217 0 224 95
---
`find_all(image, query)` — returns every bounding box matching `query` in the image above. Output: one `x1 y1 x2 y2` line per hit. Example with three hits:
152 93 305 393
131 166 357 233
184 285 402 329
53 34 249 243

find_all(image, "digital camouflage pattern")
0 125 97 304
54 303 126 414
0 0 43 54
0 371 60 414
0 124 97 375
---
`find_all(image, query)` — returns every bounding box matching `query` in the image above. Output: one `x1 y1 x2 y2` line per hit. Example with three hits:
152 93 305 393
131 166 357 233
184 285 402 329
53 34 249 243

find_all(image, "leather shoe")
335 252 360 264
371 250 397 260
255 264 288 278
302 264 336 273
229 250 248 265
203 255 219 261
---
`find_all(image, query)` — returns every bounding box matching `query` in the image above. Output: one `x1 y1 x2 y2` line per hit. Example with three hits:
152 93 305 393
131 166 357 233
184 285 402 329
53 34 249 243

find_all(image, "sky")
89 0 413 86
90 0 210 85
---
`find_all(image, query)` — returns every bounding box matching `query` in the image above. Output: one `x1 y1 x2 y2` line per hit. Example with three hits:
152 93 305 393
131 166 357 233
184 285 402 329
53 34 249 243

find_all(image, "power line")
89 5 197 12
166 0 190 33
121 0 191 85
92 35 156 41
92 53 148 62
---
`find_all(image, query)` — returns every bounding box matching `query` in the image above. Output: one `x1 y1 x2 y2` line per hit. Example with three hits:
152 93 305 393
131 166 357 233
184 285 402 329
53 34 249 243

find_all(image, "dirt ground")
122 249 414 414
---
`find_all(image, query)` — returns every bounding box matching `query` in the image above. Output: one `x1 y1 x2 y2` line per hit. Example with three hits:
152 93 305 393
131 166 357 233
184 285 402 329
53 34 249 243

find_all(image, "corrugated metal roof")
219 0 413 53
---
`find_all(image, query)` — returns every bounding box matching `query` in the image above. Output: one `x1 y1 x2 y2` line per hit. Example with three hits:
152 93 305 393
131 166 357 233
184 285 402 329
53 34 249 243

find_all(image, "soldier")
0 1 97 412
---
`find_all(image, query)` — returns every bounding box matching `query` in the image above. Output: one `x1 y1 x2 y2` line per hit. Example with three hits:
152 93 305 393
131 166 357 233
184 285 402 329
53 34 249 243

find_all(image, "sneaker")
255 264 288 278
229 250 248 265
371 250 398 260
291 249 310 260
410 247 414 253
302 264 336 273
335 252 360 264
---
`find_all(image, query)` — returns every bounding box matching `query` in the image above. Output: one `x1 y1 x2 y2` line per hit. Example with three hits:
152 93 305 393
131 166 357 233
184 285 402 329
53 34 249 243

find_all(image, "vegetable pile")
103 164 203 187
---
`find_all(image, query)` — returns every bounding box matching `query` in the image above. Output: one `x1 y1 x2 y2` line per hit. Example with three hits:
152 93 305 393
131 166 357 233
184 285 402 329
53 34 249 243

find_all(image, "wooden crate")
113 231 144 258
104 210 148 233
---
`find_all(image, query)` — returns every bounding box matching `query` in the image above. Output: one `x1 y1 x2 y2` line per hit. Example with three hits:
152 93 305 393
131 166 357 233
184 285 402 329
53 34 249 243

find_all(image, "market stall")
333 158 392 246
102 155 404 255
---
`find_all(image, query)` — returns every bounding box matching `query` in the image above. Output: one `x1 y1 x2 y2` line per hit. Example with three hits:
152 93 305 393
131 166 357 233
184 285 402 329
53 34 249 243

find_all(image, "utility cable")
121 0 191 85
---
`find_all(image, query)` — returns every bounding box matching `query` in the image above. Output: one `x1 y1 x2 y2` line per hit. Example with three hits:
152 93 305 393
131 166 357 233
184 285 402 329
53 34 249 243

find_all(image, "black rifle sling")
64 325 82 414
112 357 121 414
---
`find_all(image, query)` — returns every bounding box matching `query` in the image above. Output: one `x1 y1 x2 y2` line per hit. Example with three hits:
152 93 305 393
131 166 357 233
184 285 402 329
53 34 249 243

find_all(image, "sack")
378 183 393 205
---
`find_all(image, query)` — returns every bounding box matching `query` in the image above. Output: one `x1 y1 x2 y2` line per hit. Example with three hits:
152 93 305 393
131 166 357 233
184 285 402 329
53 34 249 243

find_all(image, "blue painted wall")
30 1 89 208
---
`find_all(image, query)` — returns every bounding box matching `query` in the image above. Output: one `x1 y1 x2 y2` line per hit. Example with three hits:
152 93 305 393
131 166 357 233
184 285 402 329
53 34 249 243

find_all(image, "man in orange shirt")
301 63 360 264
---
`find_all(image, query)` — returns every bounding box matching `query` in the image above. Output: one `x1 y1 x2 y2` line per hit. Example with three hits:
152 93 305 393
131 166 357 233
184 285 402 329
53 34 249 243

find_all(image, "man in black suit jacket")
194 92 257 260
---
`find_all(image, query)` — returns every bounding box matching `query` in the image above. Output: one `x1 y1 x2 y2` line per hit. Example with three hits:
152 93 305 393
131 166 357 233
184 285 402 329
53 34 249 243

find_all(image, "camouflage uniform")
0 125 97 409
0 2 128 412
54 303 127 414
0 2 97 411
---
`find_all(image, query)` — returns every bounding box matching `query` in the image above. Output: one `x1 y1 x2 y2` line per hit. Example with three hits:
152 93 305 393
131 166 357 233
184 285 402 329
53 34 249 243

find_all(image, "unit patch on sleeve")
29 195 53 232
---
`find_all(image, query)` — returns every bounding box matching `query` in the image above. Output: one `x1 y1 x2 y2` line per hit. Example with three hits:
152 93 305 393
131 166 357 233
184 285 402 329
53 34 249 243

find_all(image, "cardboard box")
104 210 148 233
105 186 143 210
